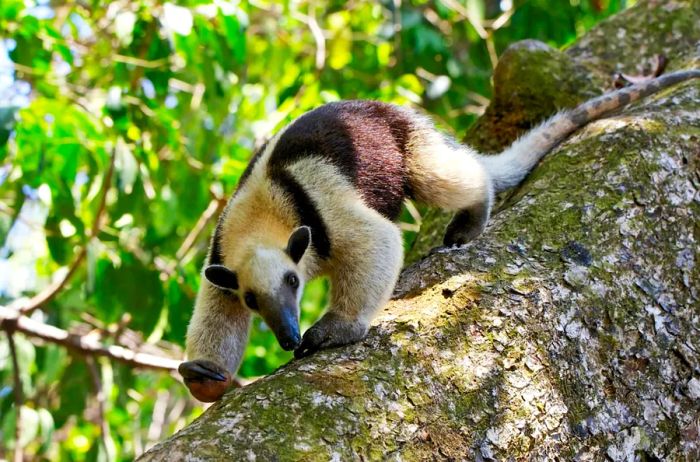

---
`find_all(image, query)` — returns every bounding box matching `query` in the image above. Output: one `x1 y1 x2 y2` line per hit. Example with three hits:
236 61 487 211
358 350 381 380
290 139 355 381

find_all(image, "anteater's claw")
179 359 232 403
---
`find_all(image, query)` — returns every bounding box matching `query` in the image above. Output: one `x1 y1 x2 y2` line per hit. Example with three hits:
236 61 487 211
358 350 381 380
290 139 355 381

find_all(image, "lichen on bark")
140 1 700 460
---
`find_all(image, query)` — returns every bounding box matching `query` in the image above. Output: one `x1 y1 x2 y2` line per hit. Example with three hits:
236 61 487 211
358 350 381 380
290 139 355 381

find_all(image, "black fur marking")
617 91 631 105
209 219 224 265
272 169 331 259
268 101 411 220
210 142 268 266
569 108 589 126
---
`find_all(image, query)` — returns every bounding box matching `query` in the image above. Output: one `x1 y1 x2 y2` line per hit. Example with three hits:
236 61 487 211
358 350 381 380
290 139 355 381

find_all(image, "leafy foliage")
0 0 627 460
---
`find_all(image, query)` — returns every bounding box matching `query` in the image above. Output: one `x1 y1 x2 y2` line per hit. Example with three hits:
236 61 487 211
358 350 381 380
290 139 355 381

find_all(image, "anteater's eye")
244 292 258 310
285 272 299 289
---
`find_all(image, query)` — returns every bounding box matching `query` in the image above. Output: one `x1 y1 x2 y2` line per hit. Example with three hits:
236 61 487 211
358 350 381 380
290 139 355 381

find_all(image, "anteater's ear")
286 226 311 264
204 265 238 291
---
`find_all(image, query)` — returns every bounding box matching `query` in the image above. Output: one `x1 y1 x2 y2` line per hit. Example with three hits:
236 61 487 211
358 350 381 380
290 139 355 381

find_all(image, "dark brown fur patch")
569 108 589 126
272 168 332 259
267 101 412 220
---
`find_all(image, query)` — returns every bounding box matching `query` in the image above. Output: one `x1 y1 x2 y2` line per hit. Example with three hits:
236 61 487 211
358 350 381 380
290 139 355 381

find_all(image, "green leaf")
2 406 40 449
0 105 17 151
54 359 88 427
91 252 164 334
37 408 55 454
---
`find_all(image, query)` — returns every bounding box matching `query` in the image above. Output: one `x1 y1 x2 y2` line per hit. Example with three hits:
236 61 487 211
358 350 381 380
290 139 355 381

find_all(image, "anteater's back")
266 100 414 221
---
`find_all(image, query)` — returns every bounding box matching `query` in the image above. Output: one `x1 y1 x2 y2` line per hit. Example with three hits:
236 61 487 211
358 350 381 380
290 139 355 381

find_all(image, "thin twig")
146 390 169 446
7 330 24 462
403 198 422 226
0 306 181 371
440 0 500 69
291 10 326 70
113 54 168 69
175 199 224 261
86 357 114 460
393 0 402 66
484 34 499 70
488 7 515 30
123 95 157 118
11 150 116 317
9 246 87 316
152 197 224 299
440 0 488 39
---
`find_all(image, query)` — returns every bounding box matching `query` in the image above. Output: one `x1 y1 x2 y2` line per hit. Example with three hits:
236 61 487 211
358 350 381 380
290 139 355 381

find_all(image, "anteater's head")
204 226 311 351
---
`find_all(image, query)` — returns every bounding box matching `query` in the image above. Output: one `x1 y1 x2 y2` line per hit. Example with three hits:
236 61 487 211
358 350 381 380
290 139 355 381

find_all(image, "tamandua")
179 69 699 402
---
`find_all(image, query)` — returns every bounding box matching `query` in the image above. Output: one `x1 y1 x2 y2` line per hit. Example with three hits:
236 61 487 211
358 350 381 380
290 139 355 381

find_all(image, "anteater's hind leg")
406 128 493 246
443 201 492 246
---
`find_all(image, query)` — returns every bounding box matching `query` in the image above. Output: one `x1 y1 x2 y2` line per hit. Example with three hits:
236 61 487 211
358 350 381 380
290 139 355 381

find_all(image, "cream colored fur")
405 114 493 212
185 281 251 374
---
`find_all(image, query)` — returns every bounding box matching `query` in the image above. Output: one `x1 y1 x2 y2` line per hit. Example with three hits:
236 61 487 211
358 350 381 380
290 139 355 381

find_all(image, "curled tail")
479 69 700 192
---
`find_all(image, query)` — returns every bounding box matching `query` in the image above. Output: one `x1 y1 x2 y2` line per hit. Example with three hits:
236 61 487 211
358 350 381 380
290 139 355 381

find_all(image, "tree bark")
140 1 700 460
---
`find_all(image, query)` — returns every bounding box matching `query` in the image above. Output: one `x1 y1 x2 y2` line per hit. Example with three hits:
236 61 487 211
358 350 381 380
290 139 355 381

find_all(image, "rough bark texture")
141 1 700 460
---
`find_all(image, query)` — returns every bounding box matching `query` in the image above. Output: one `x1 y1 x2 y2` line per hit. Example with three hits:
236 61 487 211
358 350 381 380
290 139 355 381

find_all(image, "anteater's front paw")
294 313 368 359
178 359 233 403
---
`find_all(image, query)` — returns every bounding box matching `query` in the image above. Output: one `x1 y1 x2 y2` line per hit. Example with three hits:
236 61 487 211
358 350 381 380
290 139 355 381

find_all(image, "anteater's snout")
279 331 301 351
277 309 301 351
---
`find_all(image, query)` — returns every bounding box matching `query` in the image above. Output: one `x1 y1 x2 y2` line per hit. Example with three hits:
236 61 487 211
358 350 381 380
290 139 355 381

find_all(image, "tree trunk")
140 1 700 460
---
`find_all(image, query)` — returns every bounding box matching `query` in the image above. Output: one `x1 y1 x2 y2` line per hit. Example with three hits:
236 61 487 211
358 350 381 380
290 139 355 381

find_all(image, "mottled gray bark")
140 1 700 460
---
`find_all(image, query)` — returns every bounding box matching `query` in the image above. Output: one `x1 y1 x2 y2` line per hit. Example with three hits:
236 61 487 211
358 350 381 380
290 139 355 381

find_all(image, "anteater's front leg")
179 284 251 402
295 212 403 358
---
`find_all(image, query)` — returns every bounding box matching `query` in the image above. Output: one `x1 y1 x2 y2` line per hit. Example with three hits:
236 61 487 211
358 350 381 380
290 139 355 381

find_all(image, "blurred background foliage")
0 0 629 459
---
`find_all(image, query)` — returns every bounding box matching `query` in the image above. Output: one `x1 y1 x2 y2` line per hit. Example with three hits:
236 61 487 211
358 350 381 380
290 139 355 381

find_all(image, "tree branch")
0 307 247 388
291 8 326 71
6 329 24 462
0 307 181 371
86 357 115 460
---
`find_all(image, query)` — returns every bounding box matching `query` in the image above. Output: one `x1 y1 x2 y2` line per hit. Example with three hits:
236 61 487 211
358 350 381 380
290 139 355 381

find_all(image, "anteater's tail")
478 69 700 192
